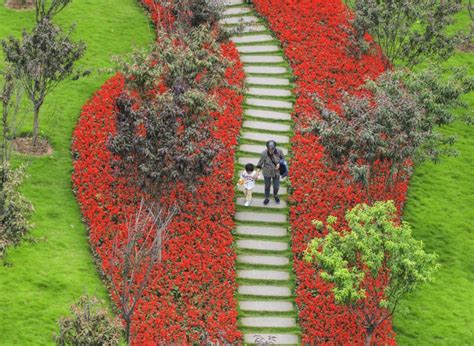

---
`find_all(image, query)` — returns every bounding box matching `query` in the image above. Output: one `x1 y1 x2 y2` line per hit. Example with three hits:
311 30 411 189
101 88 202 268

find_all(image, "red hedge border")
252 0 409 344
72 2 245 343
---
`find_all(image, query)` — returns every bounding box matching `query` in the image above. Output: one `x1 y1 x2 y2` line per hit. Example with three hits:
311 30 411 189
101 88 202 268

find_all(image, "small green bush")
54 295 123 346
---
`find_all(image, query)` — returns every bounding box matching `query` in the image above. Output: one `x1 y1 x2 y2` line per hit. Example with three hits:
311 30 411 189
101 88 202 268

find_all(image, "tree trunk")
469 1 474 34
125 315 131 346
365 329 374 346
32 104 40 148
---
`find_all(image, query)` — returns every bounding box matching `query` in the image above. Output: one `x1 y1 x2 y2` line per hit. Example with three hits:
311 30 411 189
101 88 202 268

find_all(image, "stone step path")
246 87 292 97
222 1 299 344
243 120 291 132
240 144 289 156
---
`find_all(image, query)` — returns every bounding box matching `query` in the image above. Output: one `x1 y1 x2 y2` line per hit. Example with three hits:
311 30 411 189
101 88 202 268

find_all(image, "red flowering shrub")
252 0 409 344
72 2 244 343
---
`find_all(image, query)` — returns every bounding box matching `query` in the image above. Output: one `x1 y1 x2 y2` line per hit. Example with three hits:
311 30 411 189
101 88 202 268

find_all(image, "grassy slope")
393 7 474 345
0 1 153 344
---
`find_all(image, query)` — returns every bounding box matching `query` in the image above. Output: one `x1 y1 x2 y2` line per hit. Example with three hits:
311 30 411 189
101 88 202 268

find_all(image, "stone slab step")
238 45 280 54
242 131 290 144
221 16 259 25
246 108 292 121
239 144 289 155
244 333 299 345
238 254 289 266
238 156 259 166
239 182 288 199
243 120 291 132
238 269 290 281
224 0 244 5
245 66 288 74
232 34 273 44
236 197 288 209
224 7 251 16
246 76 290 86
240 300 294 312
239 285 291 297
241 316 296 328
237 239 288 251
235 24 267 34
241 55 285 63
246 87 292 98
237 157 259 166
235 211 286 223
246 98 293 109
253 184 288 195
235 225 287 237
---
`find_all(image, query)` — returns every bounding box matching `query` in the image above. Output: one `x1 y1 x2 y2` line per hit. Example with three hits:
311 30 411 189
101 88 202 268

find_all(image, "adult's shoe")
263 198 270 205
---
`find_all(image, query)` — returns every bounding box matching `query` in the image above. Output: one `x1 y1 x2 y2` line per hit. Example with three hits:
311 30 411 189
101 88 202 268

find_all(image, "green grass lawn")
393 6 474 345
0 1 154 344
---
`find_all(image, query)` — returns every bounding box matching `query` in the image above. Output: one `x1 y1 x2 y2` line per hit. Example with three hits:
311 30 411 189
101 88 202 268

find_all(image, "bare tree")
108 198 178 344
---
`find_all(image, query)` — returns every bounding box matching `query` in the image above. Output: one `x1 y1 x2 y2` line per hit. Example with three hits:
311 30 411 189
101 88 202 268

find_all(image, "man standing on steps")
257 140 284 206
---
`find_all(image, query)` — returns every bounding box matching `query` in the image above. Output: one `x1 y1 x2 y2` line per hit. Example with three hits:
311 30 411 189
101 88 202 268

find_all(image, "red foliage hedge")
252 0 409 344
72 2 244 343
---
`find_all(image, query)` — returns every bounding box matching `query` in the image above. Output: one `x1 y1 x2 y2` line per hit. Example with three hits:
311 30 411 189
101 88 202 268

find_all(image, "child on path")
239 163 259 207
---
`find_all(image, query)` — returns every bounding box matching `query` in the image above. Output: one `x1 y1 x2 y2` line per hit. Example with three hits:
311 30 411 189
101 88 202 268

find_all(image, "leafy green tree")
108 26 229 195
1 0 86 147
304 200 439 346
348 0 464 67
310 67 473 200
55 295 123 346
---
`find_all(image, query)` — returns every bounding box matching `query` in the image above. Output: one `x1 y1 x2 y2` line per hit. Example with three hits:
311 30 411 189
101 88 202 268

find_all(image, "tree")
467 0 474 30
55 295 123 346
1 1 86 147
348 0 464 67
34 0 73 23
108 26 228 195
108 199 177 344
1 69 24 163
467 0 474 36
0 70 34 258
152 0 225 32
304 200 439 346
310 67 473 201
175 0 224 28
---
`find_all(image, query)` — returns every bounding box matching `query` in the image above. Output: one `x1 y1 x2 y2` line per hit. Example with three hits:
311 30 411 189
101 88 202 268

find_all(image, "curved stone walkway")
222 1 299 344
